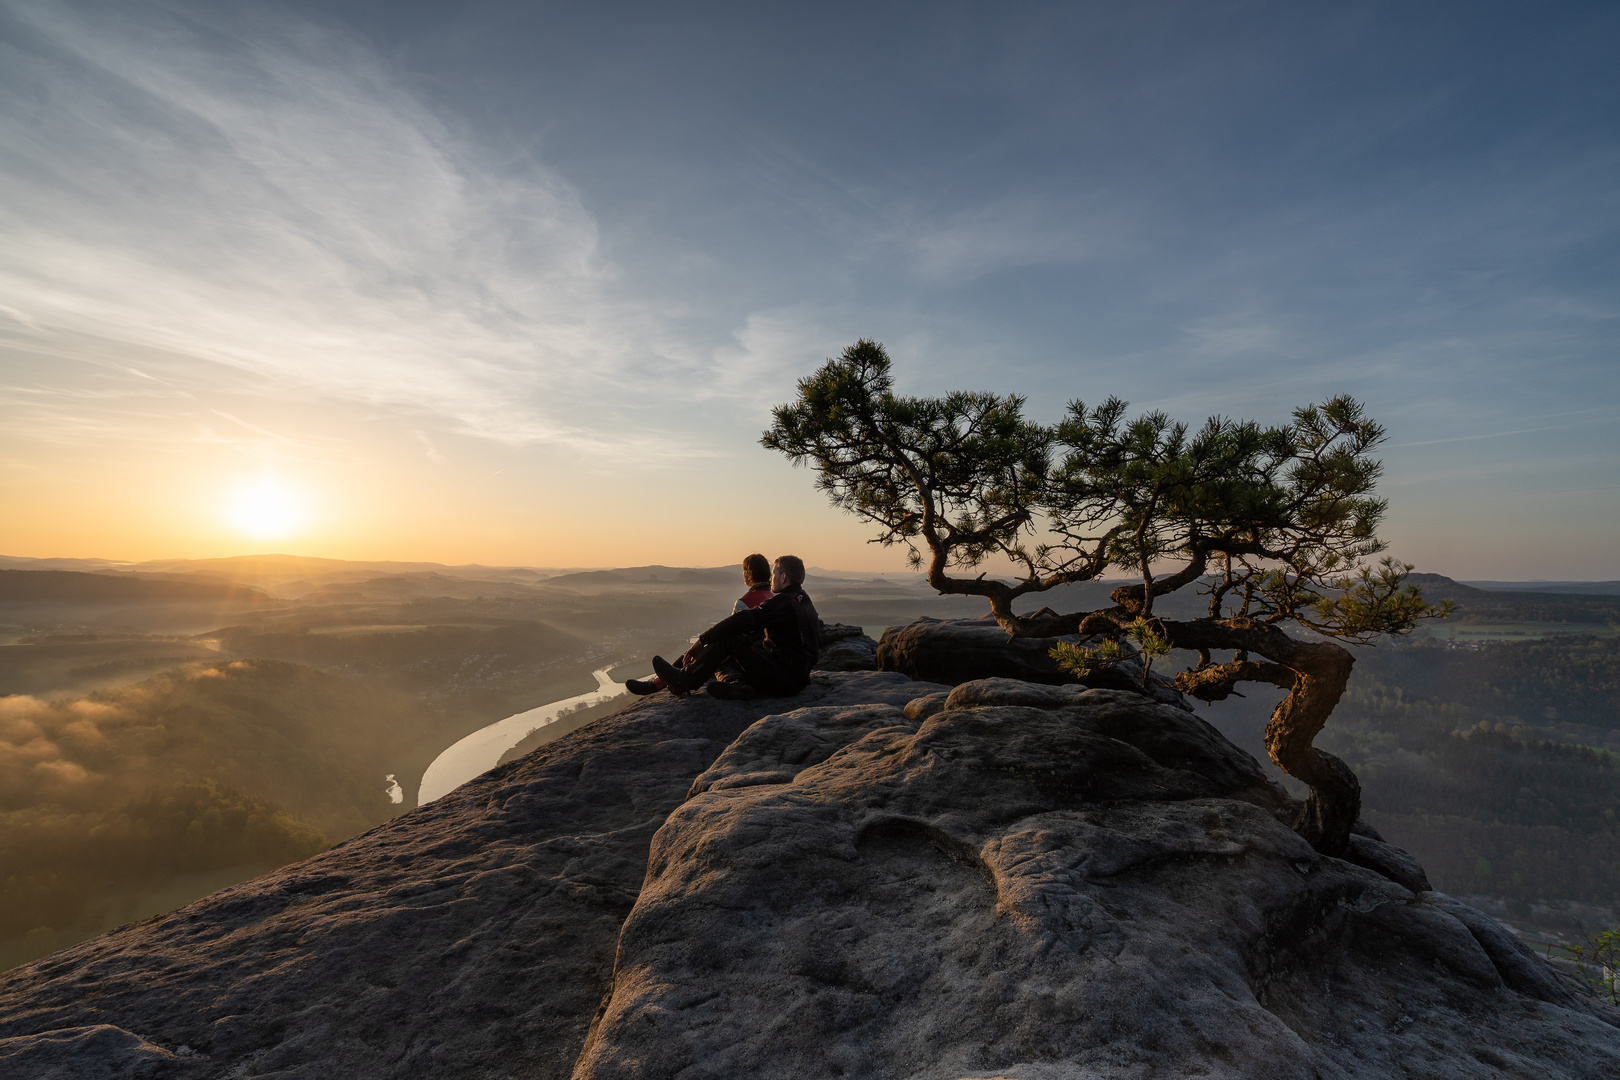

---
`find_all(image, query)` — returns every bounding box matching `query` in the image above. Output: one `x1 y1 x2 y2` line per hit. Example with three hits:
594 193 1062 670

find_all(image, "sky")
1 0 1616 577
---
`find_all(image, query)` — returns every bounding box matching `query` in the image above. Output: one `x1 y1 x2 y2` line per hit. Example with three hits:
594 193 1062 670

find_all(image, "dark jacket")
698 585 821 680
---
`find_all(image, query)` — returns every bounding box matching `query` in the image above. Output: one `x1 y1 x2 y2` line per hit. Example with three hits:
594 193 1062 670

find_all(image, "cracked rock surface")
575 684 1620 1080
2 673 1615 1079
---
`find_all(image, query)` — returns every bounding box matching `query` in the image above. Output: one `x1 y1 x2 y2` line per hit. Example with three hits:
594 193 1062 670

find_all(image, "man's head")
743 553 770 587
772 554 806 592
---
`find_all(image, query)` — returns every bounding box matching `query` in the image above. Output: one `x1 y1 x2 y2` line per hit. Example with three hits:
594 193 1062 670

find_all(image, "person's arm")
699 593 785 644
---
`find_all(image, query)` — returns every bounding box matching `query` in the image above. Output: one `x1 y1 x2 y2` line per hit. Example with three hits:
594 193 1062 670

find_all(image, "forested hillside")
1356 634 1620 740
1406 573 1620 628
1323 636 1620 907
0 660 418 965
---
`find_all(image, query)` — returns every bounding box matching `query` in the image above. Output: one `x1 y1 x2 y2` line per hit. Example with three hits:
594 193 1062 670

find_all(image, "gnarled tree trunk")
953 548 1364 856
1166 620 1359 856
980 597 1364 857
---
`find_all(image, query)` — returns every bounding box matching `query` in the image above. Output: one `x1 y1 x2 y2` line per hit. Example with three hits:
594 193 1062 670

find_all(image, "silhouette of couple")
627 553 819 701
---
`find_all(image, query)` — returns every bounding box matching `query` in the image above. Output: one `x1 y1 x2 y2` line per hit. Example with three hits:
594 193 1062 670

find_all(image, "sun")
224 476 309 541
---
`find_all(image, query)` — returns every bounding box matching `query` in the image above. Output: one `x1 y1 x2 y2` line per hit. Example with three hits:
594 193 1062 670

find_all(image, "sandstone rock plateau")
2 670 1616 1079
877 617 1186 707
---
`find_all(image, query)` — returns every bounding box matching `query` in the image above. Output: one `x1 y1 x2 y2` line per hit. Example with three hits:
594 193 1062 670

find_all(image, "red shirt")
734 586 772 613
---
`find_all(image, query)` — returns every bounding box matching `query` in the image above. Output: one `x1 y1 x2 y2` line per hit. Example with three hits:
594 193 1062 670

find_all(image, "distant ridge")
0 569 269 604
1463 580 1620 595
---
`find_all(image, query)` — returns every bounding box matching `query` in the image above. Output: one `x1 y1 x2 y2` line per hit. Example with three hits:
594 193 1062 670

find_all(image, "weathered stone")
0 671 945 1080
815 622 881 672
0 1024 185 1080
1344 831 1433 895
3 672 1614 1080
902 691 948 721
575 677 1619 1080
878 615 1188 707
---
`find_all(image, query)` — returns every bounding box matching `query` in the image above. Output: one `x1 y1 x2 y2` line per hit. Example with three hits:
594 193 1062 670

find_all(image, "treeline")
1354 634 1620 733
1404 573 1620 626
1365 811 1620 905
0 658 432 966
0 781 326 942
0 659 415 843
1318 659 1620 905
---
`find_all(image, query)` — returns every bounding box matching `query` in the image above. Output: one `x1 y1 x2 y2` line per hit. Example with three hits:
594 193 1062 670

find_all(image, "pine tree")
764 339 1449 855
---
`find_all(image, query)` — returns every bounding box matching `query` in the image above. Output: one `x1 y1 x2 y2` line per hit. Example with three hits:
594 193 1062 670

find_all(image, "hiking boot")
625 678 661 696
651 655 688 696
705 680 758 701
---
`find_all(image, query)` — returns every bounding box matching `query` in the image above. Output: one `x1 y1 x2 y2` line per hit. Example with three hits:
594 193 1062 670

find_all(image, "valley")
2 554 1617 972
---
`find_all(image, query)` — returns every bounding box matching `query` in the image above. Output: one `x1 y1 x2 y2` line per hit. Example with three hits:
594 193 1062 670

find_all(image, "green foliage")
0 659 416 839
1309 559 1457 642
1563 929 1620 1005
1049 638 1124 679
0 780 326 941
1363 809 1620 906
762 339 1052 570
1328 675 1620 835
1045 393 1392 617
215 620 591 691
1049 618 1170 687
763 338 1446 644
1358 634 1620 734
1291 656 1620 903
1404 574 1620 628
1126 618 1171 681
0 657 437 967
766 339 1452 854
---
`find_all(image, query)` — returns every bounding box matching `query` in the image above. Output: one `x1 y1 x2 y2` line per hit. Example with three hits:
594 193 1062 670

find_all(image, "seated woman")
625 553 774 696
650 554 819 700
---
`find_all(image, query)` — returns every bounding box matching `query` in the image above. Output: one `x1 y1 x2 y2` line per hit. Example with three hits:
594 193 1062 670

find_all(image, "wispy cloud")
898 198 1104 284
703 307 853 412
0 0 684 455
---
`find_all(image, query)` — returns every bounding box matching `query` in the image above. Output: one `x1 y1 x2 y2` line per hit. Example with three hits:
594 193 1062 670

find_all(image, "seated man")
626 554 773 696
651 554 819 700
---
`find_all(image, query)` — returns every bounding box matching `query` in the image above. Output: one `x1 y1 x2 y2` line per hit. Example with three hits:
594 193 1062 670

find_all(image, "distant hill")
1464 580 1620 595
1405 573 1620 625
614 565 738 585
546 570 632 587
0 570 269 604
100 555 583 591
0 556 127 572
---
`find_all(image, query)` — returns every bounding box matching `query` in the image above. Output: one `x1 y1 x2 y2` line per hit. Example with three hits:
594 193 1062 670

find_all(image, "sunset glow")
224 477 309 542
0 2 1615 577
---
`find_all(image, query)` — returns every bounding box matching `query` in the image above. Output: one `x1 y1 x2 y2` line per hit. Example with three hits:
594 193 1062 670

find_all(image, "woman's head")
743 553 771 587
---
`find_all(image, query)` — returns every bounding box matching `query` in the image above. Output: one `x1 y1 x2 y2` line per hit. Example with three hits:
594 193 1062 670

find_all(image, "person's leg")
655 639 807 698
630 649 699 695
652 641 734 695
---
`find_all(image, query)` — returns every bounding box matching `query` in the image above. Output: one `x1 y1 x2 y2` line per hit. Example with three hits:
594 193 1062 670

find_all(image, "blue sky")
1 0 1616 576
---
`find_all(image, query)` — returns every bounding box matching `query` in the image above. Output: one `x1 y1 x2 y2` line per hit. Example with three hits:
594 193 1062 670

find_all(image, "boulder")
0 671 945 1080
878 615 1188 707
816 621 881 672
576 678 1618 1079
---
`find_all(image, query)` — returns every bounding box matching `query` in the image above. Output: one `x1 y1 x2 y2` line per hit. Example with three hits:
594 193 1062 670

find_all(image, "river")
415 667 639 805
